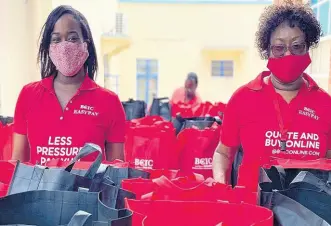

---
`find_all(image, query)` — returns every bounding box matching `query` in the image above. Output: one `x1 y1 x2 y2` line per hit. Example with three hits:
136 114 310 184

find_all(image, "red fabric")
214 102 226 116
171 102 195 118
194 102 219 117
0 161 17 184
171 102 224 118
0 182 8 197
177 123 221 178
46 159 129 168
125 176 257 204
146 169 204 180
125 118 178 169
127 200 273 226
221 71 331 162
264 158 331 170
0 124 13 160
122 173 205 199
0 161 17 197
141 176 229 201
170 87 202 106
13 75 126 165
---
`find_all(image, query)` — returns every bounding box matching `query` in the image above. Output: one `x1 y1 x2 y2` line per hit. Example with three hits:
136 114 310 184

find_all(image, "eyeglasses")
270 43 307 58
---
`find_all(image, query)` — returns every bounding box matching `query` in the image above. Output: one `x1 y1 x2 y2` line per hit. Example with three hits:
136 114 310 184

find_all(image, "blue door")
136 59 158 106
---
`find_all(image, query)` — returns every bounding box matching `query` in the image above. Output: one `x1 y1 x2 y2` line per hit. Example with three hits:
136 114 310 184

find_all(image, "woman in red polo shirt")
170 72 202 108
12 6 126 164
213 2 331 183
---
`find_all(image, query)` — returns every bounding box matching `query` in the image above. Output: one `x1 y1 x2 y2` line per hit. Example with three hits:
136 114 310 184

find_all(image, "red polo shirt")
221 71 331 162
170 87 202 107
13 75 126 165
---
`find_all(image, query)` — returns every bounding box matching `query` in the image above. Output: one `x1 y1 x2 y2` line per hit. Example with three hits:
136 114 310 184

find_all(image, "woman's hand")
212 143 237 184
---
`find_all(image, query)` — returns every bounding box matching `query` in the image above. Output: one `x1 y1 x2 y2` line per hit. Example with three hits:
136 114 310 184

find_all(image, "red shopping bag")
215 102 226 115
46 158 130 168
0 182 8 197
171 102 194 118
122 172 205 199
0 161 17 197
0 161 17 184
127 200 273 226
147 169 204 180
264 158 331 170
0 123 13 160
131 116 164 126
140 176 230 201
177 123 221 178
125 120 178 170
194 102 219 117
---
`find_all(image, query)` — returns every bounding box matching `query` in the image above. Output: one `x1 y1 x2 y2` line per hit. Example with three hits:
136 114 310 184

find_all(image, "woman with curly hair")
212 1 331 184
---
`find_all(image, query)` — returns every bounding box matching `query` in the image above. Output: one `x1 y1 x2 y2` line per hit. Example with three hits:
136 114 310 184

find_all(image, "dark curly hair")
256 1 322 59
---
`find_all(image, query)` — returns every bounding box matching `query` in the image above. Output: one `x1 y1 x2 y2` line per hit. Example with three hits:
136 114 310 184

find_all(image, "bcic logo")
134 158 154 169
193 157 213 169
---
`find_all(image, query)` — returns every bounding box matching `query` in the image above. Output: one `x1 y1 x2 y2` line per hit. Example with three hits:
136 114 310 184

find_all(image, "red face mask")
267 53 311 83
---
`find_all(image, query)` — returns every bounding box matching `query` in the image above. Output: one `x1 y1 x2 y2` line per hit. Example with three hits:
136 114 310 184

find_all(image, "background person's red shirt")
221 71 331 162
170 87 202 107
13 75 126 165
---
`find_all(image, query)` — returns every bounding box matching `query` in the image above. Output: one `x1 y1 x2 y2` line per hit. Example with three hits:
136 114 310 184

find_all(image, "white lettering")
134 159 153 169
48 136 73 146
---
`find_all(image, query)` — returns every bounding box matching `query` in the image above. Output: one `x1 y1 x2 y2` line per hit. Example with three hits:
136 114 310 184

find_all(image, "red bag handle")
141 176 227 200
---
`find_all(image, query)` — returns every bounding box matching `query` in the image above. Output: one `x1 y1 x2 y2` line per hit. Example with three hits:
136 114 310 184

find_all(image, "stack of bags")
0 143 149 225
0 143 274 226
125 115 221 178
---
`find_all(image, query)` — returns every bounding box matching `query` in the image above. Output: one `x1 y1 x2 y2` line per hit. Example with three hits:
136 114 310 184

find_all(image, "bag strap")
290 171 331 196
67 210 92 226
64 143 102 179
259 168 272 183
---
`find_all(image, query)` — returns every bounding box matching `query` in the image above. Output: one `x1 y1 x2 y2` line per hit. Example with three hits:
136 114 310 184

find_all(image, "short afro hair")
255 0 322 59
186 72 198 85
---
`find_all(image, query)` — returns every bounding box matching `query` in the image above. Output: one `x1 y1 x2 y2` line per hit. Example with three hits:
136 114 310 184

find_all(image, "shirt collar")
246 71 319 92
41 74 99 91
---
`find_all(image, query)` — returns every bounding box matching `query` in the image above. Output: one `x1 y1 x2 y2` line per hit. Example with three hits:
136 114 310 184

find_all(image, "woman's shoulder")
19 81 45 98
93 85 121 101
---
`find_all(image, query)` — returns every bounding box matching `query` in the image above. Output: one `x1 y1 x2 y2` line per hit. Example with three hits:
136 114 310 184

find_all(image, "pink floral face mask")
49 41 89 77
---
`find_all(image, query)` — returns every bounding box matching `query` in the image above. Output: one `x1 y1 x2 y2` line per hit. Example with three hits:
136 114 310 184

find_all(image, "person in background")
170 72 202 108
213 1 331 184
12 5 126 164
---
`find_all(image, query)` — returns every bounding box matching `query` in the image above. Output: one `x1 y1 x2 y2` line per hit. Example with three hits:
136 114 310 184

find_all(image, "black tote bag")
0 116 13 125
260 168 331 225
149 97 171 121
1 210 93 226
71 164 150 187
171 116 221 135
0 189 132 226
8 143 104 195
259 187 330 226
121 99 146 120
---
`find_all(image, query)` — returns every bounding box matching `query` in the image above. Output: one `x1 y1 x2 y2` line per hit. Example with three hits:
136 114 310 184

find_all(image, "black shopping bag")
8 143 104 195
122 99 146 120
149 97 171 121
260 164 331 225
1 210 93 226
0 189 132 226
259 187 330 226
71 164 150 187
171 115 221 135
0 116 13 126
